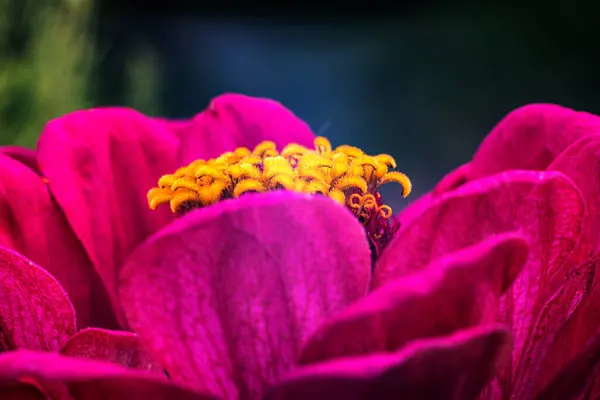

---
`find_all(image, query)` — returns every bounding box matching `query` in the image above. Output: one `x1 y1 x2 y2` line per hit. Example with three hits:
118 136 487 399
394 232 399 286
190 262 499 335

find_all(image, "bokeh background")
1 0 599 208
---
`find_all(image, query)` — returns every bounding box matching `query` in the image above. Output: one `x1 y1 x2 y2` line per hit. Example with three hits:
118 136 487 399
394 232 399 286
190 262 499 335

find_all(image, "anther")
148 136 412 258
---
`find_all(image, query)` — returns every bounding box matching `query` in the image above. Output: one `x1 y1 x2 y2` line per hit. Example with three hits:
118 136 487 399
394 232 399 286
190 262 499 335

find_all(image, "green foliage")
0 0 160 147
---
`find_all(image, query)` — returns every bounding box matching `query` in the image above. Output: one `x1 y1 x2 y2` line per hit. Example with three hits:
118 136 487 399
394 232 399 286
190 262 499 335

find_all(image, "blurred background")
1 0 599 206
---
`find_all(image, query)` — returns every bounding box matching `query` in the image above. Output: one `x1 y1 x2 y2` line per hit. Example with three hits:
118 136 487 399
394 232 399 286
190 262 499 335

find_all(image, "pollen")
147 137 412 257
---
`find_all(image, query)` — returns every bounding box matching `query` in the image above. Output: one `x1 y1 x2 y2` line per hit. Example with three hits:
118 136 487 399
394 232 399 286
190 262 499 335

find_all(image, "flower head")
0 97 599 399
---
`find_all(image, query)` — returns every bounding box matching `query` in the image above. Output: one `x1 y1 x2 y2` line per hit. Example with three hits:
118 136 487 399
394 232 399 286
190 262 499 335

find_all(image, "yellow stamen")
233 179 266 197
147 136 412 231
314 136 333 154
378 171 412 197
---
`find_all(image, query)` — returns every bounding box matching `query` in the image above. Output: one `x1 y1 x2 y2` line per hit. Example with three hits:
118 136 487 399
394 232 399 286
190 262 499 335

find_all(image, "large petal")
376 170 583 286
0 350 217 399
37 107 178 326
61 328 163 372
397 192 433 228
470 104 600 180
0 153 117 329
178 94 316 165
511 136 600 396
0 146 39 174
373 170 585 398
547 135 600 263
0 246 75 352
533 325 600 400
432 162 471 195
266 325 511 400
398 163 472 228
299 234 527 365
152 117 191 136
119 191 371 399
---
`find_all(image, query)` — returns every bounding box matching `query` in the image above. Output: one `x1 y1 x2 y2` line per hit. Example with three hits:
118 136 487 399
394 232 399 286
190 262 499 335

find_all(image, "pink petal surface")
0 246 75 352
398 163 472 230
513 136 600 396
376 170 583 287
119 191 372 399
152 117 191 136
374 170 585 398
0 350 217 400
470 104 600 181
0 385 45 399
0 146 39 174
299 233 527 365
533 325 600 400
266 325 511 400
178 94 316 165
37 107 178 326
397 192 433 228
0 153 117 329
61 328 163 373
548 135 600 263
432 162 471 195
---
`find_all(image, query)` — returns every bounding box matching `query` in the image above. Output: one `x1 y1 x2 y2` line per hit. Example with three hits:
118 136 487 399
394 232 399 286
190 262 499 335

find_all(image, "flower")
399 104 600 399
0 97 598 399
0 95 316 330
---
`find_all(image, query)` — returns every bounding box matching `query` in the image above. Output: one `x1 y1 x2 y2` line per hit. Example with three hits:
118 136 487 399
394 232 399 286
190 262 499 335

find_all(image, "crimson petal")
0 146 39 174
37 107 178 326
533 325 600 400
376 170 583 287
299 233 527 365
152 117 191 137
0 153 117 329
470 104 600 180
61 328 163 372
0 350 217 400
432 162 471 195
397 192 433 228
0 246 75 352
547 135 600 263
399 163 472 231
177 94 315 165
119 191 371 399
510 136 600 396
266 325 511 400
375 171 585 398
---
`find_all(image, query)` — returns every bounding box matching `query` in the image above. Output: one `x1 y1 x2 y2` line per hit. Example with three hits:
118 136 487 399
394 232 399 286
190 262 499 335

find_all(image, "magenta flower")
0 97 597 399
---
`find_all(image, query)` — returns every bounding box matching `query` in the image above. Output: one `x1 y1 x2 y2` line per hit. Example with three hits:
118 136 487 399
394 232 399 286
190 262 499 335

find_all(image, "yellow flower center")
147 136 411 257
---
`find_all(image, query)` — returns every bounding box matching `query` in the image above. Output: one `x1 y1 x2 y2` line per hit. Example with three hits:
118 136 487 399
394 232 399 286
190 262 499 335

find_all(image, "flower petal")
61 328 163 373
0 153 117 329
397 192 433 228
374 170 585 398
119 191 371 399
509 136 600 396
376 170 583 287
0 245 75 352
548 135 600 263
0 385 44 399
533 325 600 400
0 146 39 174
152 117 191 136
470 104 600 180
177 94 316 165
299 233 527 365
432 162 471 195
399 163 472 228
266 325 511 400
0 350 217 400
37 107 178 326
